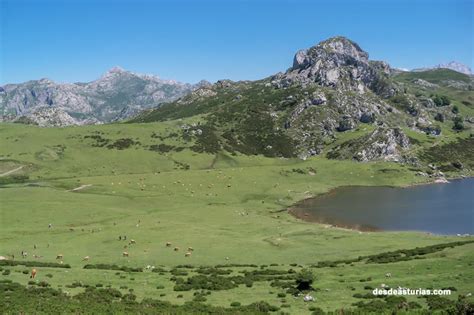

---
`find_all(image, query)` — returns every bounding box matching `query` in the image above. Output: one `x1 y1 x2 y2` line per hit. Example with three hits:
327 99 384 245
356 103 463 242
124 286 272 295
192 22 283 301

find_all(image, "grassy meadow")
0 121 473 314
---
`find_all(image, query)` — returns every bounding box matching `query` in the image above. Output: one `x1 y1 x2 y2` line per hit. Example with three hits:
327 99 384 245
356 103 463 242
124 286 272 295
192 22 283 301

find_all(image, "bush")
434 112 445 122
433 95 450 106
277 293 286 298
452 105 459 114
311 307 326 315
295 269 314 291
453 116 464 130
230 302 241 307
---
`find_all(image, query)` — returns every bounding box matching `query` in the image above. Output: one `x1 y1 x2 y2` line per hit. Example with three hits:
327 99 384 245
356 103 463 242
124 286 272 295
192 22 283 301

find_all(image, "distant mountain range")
0 67 209 126
0 46 471 129
413 61 472 75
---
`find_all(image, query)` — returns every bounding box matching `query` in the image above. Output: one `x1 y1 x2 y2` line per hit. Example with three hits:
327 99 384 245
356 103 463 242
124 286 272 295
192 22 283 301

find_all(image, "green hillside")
393 69 471 84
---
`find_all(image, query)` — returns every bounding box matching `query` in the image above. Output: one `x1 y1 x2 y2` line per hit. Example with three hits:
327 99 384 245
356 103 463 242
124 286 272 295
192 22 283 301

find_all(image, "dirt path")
68 184 92 192
0 166 24 177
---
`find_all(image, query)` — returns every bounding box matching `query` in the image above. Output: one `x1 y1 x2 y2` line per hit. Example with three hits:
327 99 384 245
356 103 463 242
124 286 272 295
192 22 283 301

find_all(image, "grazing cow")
385 273 392 278
83 256 90 261
174 247 179 252
122 252 129 257
30 268 37 279
166 242 172 247
185 252 191 257
56 254 63 260
187 247 194 252
21 251 27 258
130 239 136 245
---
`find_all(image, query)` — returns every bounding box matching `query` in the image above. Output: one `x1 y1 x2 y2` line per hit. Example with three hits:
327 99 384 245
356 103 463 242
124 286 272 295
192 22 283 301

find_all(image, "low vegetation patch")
83 264 143 272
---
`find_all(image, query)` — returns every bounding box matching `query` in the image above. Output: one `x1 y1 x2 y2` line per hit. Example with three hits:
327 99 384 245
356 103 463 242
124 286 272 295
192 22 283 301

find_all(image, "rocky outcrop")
273 37 397 97
327 127 411 162
15 107 79 127
0 67 201 126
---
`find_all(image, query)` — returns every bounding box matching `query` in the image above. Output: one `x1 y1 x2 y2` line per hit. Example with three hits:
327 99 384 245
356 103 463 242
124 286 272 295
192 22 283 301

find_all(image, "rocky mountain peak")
277 36 395 97
293 36 369 70
106 66 126 74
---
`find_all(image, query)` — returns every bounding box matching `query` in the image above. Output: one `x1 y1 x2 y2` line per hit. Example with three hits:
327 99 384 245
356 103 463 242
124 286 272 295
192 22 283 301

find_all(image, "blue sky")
1 0 472 84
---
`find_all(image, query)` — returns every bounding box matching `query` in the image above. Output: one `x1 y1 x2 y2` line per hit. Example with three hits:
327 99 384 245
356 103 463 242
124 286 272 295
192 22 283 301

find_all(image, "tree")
453 116 464 131
434 113 445 122
433 95 450 106
295 269 314 291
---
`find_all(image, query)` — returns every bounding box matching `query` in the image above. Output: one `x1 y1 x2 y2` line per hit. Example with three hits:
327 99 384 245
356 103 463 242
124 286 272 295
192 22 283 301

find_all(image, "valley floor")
0 122 473 314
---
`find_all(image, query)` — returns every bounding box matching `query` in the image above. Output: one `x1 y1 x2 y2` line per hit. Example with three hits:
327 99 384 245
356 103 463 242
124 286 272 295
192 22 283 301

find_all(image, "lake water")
289 178 474 235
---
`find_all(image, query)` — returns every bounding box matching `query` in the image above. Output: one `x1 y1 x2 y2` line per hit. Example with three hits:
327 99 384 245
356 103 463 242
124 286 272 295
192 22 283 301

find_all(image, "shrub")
277 293 286 298
434 112 445 122
433 95 450 106
295 269 314 291
453 116 464 130
311 307 326 314
230 302 241 307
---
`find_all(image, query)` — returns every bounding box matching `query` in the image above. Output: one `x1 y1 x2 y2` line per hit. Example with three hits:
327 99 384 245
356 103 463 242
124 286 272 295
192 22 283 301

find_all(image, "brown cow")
122 252 129 257
56 254 63 260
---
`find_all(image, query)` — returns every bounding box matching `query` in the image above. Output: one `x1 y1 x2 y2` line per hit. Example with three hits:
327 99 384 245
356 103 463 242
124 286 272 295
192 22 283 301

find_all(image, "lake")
289 178 474 235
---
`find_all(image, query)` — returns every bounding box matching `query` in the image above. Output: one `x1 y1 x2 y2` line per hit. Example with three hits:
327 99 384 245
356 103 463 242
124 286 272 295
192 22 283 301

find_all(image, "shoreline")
286 174 473 234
